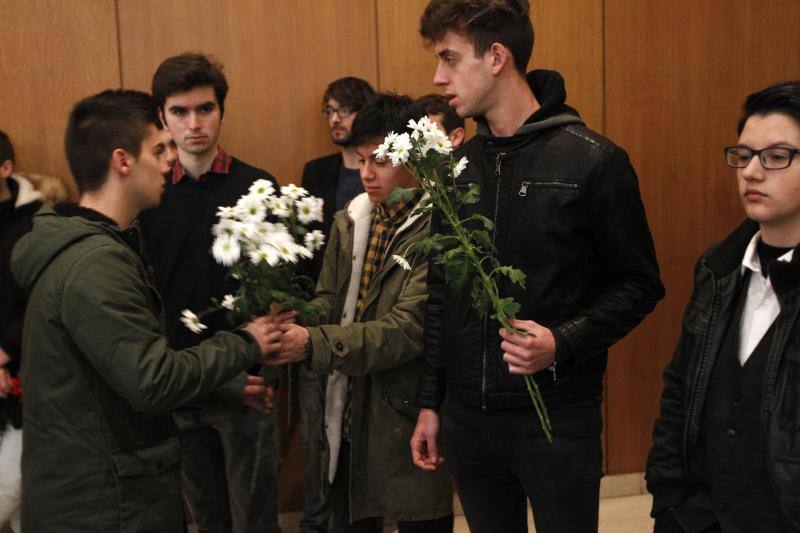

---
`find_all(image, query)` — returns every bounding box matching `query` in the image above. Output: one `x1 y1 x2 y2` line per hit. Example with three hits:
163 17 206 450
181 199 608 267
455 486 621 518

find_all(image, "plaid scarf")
355 190 423 315
343 189 422 440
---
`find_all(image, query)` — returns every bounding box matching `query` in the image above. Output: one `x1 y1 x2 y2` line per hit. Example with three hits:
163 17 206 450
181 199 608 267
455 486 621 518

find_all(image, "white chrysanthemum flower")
221 294 237 310
216 205 239 220
236 194 267 223
232 221 257 240
249 245 281 267
392 254 411 271
248 179 275 200
280 183 307 200
267 232 302 263
422 128 452 155
180 309 207 334
295 242 313 260
304 230 325 251
269 196 292 219
212 218 238 237
407 115 433 134
452 156 469 177
296 196 324 225
374 140 391 160
389 133 413 166
212 234 241 266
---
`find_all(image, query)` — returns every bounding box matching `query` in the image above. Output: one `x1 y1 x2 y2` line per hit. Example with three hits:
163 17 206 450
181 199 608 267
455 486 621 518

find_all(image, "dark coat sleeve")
415 212 447 410
553 145 665 366
646 258 709 516
60 243 261 414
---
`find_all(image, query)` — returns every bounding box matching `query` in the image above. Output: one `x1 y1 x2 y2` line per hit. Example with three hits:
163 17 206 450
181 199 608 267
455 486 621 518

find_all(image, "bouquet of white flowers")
382 117 552 442
180 178 326 490
180 179 325 333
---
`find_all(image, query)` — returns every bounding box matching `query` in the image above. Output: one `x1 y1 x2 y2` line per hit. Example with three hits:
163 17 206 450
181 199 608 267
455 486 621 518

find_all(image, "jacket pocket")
110 438 183 532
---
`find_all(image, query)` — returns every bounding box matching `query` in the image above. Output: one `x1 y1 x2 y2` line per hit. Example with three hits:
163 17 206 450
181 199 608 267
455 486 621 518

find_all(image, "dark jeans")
441 395 603 533
174 409 280 533
330 440 454 533
298 365 330 533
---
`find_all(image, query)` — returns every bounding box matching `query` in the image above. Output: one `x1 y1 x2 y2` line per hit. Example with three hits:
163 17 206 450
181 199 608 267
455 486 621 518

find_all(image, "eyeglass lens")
725 147 796 169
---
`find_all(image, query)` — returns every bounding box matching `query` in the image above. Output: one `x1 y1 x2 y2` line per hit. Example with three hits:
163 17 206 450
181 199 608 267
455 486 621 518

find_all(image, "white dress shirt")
738 231 794 366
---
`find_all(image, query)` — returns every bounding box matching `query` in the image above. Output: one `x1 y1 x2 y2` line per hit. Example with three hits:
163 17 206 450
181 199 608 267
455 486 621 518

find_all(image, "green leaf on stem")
495 266 527 288
386 186 420 206
462 183 480 205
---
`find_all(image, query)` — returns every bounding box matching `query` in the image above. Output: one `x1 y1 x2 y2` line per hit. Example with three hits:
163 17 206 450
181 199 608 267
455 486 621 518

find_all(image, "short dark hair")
411 93 465 133
349 93 425 148
322 77 376 110
152 52 229 116
738 81 800 135
0 130 14 164
65 90 161 193
420 0 533 75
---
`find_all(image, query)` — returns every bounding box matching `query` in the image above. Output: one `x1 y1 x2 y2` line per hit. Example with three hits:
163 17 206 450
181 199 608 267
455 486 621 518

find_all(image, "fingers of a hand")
506 361 547 375
276 310 298 324
509 318 539 331
244 375 265 385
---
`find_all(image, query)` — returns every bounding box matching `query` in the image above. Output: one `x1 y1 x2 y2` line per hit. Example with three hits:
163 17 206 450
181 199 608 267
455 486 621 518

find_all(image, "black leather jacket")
647 219 800 530
416 70 664 426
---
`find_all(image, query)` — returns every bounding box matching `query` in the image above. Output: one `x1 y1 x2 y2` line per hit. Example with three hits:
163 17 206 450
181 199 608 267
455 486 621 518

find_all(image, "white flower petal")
392 254 411 271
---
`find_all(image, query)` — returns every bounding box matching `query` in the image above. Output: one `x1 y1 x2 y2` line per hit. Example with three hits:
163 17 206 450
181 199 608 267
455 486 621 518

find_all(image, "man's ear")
0 159 13 179
109 148 134 177
489 42 513 75
447 127 466 149
158 108 167 128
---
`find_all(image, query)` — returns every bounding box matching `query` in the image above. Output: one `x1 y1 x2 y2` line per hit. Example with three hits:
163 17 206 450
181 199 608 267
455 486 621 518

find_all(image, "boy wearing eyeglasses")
647 81 800 532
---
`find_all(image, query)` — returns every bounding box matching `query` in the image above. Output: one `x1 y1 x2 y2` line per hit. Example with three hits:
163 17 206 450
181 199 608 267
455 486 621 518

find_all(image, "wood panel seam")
114 0 124 88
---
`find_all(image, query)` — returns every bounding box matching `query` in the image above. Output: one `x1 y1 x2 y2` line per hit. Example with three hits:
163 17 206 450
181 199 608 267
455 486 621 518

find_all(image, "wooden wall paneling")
0 0 121 199
529 0 604 132
118 0 379 186
604 0 800 474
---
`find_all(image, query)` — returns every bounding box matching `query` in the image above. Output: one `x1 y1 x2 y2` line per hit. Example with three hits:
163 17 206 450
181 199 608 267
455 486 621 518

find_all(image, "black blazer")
301 152 343 282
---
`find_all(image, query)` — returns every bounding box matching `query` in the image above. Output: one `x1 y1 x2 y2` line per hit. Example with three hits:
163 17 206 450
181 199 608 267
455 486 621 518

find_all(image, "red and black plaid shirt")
171 146 232 185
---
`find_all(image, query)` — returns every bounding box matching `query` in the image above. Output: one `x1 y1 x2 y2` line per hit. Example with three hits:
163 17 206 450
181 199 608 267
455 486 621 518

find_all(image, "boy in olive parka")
272 94 454 532
11 90 281 533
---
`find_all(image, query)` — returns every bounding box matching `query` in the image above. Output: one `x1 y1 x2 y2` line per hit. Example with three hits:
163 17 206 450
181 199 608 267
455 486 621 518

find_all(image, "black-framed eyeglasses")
724 146 800 170
322 106 356 119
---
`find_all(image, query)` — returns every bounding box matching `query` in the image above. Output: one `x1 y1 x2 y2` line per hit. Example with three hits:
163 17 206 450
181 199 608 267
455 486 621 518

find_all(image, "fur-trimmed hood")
8 174 43 209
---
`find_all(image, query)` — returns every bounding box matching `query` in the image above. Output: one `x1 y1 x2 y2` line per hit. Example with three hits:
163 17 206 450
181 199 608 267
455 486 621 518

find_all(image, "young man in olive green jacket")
11 90 281 533
273 94 454 532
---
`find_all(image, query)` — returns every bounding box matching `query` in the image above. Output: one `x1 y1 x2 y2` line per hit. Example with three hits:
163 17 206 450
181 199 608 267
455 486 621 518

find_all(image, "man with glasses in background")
297 76 374 533
647 81 800 532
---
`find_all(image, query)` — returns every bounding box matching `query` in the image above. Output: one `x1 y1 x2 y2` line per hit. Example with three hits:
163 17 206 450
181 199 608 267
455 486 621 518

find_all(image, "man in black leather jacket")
647 82 800 533
409 1 664 532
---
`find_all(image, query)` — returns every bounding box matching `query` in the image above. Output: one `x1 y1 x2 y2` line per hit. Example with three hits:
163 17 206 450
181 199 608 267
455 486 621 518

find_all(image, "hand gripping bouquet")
180 178 326 489
384 117 552 442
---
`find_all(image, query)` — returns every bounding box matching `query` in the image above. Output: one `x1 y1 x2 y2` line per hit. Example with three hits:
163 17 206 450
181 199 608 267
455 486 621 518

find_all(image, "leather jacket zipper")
482 153 504 410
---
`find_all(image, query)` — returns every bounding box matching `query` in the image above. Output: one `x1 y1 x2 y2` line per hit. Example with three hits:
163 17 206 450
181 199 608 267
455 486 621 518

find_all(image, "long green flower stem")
414 165 553 443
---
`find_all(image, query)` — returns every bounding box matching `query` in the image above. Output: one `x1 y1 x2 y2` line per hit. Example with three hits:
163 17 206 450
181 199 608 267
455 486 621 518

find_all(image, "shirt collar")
171 146 232 185
741 230 795 276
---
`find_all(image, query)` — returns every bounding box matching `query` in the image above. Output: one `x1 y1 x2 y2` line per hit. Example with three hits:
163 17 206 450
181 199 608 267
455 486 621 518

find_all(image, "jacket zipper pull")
495 154 501 176
549 361 557 381
518 181 530 197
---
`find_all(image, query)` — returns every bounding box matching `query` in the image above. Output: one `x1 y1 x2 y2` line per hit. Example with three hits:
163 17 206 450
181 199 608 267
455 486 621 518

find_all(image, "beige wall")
3 0 800 510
